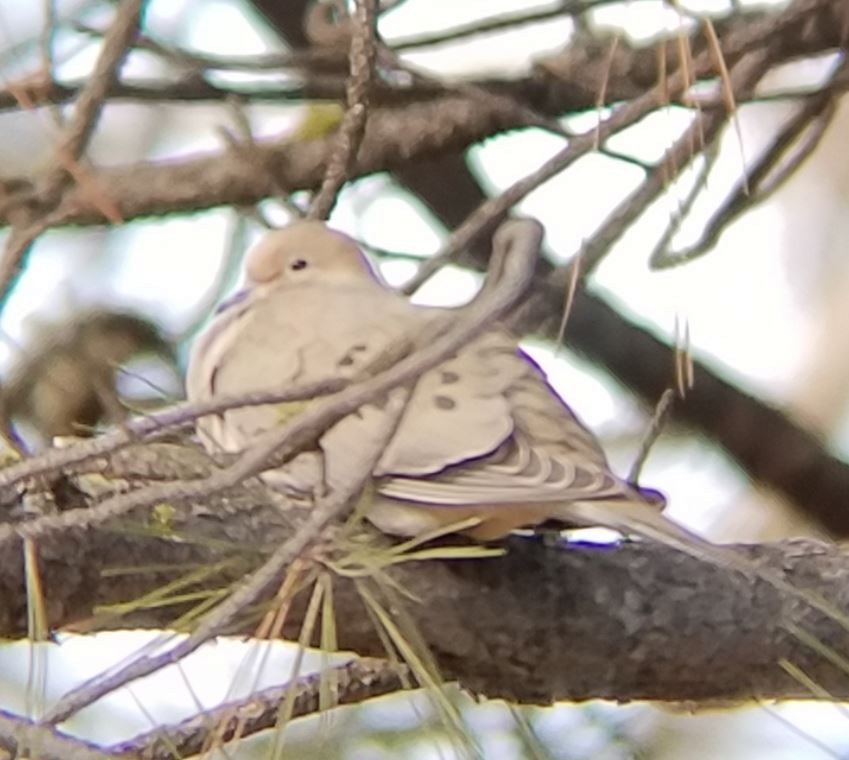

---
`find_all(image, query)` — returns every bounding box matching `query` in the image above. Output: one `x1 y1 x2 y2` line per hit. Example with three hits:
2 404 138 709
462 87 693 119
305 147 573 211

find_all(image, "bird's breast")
220 285 419 392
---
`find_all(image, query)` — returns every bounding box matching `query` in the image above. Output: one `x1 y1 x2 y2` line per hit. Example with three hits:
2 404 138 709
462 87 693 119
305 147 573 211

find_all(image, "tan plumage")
187 221 673 541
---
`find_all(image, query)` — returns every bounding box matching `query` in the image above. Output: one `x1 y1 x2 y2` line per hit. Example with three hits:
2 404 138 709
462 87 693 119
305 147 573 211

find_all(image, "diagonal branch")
40 423 400 724
401 47 771 294
578 55 769 273
108 658 407 759
308 0 378 220
0 0 145 321
0 707 122 760
46 0 146 183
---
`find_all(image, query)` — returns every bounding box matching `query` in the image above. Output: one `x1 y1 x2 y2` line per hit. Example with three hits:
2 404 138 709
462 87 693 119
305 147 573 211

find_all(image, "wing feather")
376 336 634 507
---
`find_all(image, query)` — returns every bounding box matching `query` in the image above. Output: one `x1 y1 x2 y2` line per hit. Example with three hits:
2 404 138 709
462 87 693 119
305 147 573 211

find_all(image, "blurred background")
1 0 848 757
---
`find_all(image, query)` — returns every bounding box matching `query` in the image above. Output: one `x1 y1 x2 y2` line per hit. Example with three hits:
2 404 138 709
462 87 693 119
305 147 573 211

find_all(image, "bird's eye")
290 259 308 271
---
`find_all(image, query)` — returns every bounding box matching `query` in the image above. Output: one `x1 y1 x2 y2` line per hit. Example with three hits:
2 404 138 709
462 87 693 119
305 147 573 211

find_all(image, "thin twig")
645 138 721 269
72 22 340 73
0 380 348 491
0 76 326 112
628 388 676 484
44 0 145 190
388 0 677 52
41 410 404 724
0 0 144 321
68 0 680 72
0 706 121 760
108 658 407 759
39 0 64 129
0 221 51 316
653 81 840 267
400 51 713 294
577 49 771 276
382 0 828 293
216 96 307 216
309 0 378 220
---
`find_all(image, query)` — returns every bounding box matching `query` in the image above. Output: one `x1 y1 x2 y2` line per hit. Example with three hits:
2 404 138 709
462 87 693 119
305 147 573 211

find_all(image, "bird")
186 220 680 543
6 311 176 447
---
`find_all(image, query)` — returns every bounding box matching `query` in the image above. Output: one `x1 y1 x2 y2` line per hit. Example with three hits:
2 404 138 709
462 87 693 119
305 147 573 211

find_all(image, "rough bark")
2 444 848 705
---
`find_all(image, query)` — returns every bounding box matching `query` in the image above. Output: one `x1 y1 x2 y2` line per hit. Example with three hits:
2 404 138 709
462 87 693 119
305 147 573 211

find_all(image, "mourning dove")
186 221 674 542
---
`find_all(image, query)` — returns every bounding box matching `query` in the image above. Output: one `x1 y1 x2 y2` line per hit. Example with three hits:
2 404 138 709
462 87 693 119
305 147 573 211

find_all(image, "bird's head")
244 221 379 290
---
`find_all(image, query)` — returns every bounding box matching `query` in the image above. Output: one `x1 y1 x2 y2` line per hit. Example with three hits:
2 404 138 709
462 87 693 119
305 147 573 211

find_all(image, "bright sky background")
0 0 847 757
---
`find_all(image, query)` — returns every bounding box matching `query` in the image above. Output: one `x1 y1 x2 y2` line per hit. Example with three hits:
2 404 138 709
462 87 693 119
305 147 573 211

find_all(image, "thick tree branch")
0 454 848 705
0 93 537 226
0 0 844 228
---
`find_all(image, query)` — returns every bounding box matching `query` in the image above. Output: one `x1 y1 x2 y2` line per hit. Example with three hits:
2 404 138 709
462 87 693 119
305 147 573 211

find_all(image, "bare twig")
0 221 51 316
652 77 842 267
0 707 121 760
0 0 144 320
66 0 686 73
644 138 721 268
399 45 739 294
387 0 686 52
628 388 676 483
45 0 145 187
404 26 799 295
108 658 407 759
0 380 347 491
39 0 60 117
41 420 402 724
400 46 768 297
309 0 378 220
578 48 771 276
0 75 330 111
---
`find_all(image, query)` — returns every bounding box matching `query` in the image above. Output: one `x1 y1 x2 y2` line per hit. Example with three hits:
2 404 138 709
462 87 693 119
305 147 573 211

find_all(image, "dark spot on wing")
441 370 459 384
209 367 226 421
338 355 355 367
434 395 455 410
372 393 390 410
